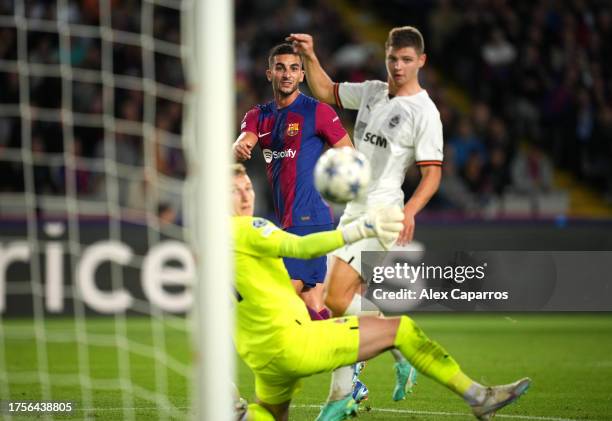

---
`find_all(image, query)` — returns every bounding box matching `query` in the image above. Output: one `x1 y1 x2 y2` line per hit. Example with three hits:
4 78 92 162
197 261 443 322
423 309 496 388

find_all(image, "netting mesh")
0 0 197 418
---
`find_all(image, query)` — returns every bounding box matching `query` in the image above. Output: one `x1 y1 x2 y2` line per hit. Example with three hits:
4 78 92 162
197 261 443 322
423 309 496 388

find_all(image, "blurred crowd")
238 0 612 217
0 0 186 219
366 0 612 213
1 0 611 219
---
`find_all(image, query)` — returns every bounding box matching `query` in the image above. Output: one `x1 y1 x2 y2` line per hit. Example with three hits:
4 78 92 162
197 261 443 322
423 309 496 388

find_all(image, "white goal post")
0 0 235 419
193 0 235 420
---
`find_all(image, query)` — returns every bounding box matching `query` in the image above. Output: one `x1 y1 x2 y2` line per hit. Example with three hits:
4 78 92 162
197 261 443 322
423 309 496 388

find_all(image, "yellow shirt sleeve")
237 217 345 259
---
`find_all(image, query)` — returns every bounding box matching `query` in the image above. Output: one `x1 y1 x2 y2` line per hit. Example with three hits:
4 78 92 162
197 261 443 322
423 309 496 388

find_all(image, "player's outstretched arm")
243 209 403 259
286 33 336 105
232 131 258 162
277 206 404 259
398 165 441 245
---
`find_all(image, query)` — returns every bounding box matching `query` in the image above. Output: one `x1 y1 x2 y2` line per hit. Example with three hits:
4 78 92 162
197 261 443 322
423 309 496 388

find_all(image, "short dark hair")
268 43 301 67
385 26 425 54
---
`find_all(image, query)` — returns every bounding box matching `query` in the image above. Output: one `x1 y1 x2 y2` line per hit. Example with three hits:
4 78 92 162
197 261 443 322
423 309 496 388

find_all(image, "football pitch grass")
2 313 612 420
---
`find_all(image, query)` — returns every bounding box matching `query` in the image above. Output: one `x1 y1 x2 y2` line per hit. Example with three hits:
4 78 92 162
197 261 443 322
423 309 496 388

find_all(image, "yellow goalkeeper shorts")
253 316 360 404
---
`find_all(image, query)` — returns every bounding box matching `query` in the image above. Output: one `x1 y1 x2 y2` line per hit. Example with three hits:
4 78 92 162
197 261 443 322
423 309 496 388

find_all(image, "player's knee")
324 279 360 316
324 291 351 316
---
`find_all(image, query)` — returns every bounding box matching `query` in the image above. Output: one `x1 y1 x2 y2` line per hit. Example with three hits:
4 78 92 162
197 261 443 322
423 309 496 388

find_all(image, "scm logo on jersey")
262 148 296 163
364 132 388 148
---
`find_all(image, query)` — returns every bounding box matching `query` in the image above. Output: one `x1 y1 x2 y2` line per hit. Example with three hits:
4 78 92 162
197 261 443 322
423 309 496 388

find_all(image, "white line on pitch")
292 404 589 421
68 404 592 421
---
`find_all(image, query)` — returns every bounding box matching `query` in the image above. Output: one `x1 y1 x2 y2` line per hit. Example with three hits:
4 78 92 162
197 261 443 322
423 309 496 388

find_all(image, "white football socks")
464 382 488 406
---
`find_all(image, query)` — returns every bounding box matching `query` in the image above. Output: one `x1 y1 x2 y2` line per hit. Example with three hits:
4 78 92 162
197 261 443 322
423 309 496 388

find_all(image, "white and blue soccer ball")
314 146 371 204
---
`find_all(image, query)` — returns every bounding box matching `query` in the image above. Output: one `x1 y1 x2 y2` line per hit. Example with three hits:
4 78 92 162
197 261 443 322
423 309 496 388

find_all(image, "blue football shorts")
283 224 334 287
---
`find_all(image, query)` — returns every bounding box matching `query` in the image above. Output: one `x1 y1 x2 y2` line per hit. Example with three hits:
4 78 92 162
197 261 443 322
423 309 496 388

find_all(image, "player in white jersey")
288 26 443 419
332 79 443 270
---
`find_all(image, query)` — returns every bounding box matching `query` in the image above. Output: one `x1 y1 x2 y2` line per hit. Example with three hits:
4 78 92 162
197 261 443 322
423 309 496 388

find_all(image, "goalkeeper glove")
340 206 404 250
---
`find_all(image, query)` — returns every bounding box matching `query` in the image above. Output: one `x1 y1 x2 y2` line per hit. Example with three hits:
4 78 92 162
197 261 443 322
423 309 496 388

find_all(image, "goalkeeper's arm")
249 207 404 259
278 229 345 259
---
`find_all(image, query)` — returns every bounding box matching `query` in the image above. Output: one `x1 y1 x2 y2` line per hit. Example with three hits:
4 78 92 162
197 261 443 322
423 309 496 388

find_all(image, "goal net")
0 0 233 419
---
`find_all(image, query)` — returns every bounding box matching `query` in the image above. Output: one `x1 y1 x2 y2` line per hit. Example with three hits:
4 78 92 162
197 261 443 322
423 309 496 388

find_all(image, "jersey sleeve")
278 229 345 259
240 218 283 257
334 81 367 110
335 80 386 110
414 108 444 166
240 107 260 135
241 217 345 258
315 102 347 146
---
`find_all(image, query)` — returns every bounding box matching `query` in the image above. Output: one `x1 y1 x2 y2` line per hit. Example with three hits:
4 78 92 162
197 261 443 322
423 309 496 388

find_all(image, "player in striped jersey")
233 43 353 322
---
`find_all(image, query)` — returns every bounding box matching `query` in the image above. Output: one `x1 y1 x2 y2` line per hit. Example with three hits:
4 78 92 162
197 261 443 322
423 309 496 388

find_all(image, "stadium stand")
2 0 611 218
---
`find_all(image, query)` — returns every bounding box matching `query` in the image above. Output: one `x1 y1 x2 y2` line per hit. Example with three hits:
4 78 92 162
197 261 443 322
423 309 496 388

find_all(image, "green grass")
2 317 191 420
3 314 612 420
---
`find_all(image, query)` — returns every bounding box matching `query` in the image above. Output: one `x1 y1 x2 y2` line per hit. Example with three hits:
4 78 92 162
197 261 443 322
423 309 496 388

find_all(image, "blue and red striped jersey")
241 93 347 228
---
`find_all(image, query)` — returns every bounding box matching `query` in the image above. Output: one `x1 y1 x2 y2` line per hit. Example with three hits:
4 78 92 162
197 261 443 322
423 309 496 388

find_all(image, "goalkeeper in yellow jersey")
231 163 530 421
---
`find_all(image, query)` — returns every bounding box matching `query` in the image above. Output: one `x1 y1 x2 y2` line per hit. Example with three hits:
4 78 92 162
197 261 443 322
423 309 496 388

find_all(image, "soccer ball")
314 147 371 204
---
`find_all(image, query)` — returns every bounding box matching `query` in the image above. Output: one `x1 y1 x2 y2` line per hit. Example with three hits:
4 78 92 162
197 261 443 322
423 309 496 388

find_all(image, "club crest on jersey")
389 114 401 129
286 122 300 136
